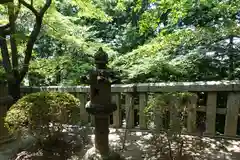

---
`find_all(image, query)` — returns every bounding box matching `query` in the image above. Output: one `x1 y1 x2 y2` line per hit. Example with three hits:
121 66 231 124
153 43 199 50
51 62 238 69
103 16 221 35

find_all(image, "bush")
4 91 81 143
145 92 196 129
144 92 198 159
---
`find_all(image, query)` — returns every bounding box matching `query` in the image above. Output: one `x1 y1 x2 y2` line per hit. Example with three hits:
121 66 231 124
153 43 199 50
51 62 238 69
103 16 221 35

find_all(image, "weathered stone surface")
84 47 120 159
20 80 240 94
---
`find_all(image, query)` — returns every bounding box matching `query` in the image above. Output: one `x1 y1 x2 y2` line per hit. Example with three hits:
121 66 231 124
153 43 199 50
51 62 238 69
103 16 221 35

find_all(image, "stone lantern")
83 47 122 159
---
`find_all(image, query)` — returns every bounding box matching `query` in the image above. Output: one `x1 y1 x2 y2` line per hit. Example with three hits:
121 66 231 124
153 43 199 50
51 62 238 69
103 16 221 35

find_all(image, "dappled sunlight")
103 128 240 160
1 124 240 159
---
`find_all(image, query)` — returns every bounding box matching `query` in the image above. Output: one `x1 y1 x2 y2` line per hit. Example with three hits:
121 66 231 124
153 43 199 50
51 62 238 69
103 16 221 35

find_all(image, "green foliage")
112 24 240 82
4 0 238 85
28 55 93 86
4 91 81 141
107 0 239 83
0 0 114 88
145 92 196 130
144 92 198 159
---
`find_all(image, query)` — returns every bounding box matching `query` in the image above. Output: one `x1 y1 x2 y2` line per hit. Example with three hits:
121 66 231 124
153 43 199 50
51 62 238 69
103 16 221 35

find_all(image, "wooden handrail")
18 80 240 138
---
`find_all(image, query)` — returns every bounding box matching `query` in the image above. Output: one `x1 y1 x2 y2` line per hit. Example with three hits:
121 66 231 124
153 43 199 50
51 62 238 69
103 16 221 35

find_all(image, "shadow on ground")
105 129 240 160
2 127 240 160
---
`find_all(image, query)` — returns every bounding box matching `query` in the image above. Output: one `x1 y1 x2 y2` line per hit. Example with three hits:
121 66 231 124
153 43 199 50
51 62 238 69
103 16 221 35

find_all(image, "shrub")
4 91 81 143
144 92 198 159
145 92 196 129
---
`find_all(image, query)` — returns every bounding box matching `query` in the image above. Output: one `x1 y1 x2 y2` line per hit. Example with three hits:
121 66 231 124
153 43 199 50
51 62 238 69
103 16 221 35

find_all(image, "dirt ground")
1 128 240 160
99 129 240 160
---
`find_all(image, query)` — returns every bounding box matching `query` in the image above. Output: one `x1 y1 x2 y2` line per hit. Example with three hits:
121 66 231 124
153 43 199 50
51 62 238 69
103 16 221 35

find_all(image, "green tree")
0 0 110 101
0 0 52 102
111 0 240 83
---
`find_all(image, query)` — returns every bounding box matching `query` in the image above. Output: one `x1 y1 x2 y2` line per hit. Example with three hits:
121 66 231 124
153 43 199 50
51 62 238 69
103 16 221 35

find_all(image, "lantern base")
83 147 124 160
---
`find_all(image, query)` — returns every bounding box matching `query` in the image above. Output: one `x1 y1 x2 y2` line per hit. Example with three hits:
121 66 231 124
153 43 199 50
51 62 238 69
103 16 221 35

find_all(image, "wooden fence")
20 81 240 137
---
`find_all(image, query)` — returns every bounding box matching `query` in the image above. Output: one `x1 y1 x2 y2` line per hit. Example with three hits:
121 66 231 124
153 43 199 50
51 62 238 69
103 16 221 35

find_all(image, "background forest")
1 0 240 87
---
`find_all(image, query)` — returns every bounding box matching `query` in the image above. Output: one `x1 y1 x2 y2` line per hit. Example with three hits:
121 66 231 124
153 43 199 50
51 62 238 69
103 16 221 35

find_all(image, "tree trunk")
7 79 21 104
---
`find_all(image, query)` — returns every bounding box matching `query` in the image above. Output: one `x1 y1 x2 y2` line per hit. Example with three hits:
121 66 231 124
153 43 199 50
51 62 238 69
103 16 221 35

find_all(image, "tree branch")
8 3 19 75
0 32 12 74
19 0 38 16
0 1 21 35
20 0 52 81
39 0 51 16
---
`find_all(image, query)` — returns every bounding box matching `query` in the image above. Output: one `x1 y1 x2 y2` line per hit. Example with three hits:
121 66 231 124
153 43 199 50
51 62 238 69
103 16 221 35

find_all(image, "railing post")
205 92 217 135
139 93 147 129
112 94 121 128
169 96 181 132
187 95 197 133
224 92 240 137
125 93 134 129
76 93 88 124
154 107 163 132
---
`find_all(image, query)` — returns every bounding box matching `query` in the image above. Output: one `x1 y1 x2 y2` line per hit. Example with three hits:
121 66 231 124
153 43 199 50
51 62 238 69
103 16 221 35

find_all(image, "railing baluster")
187 95 197 133
125 93 134 129
155 108 163 132
75 93 88 124
205 92 217 135
18 81 240 137
139 93 147 129
224 93 240 137
112 93 121 128
169 97 181 132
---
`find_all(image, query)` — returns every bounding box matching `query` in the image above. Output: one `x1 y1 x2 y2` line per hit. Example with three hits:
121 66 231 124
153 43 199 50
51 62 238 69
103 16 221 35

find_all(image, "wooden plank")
75 93 88 124
224 93 240 136
205 92 217 135
197 106 226 115
20 80 240 93
139 93 147 129
125 93 134 129
187 96 197 133
112 94 121 128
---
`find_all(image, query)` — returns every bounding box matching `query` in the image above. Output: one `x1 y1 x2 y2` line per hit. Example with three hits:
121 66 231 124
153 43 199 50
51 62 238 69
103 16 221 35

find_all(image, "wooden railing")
20 81 240 137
